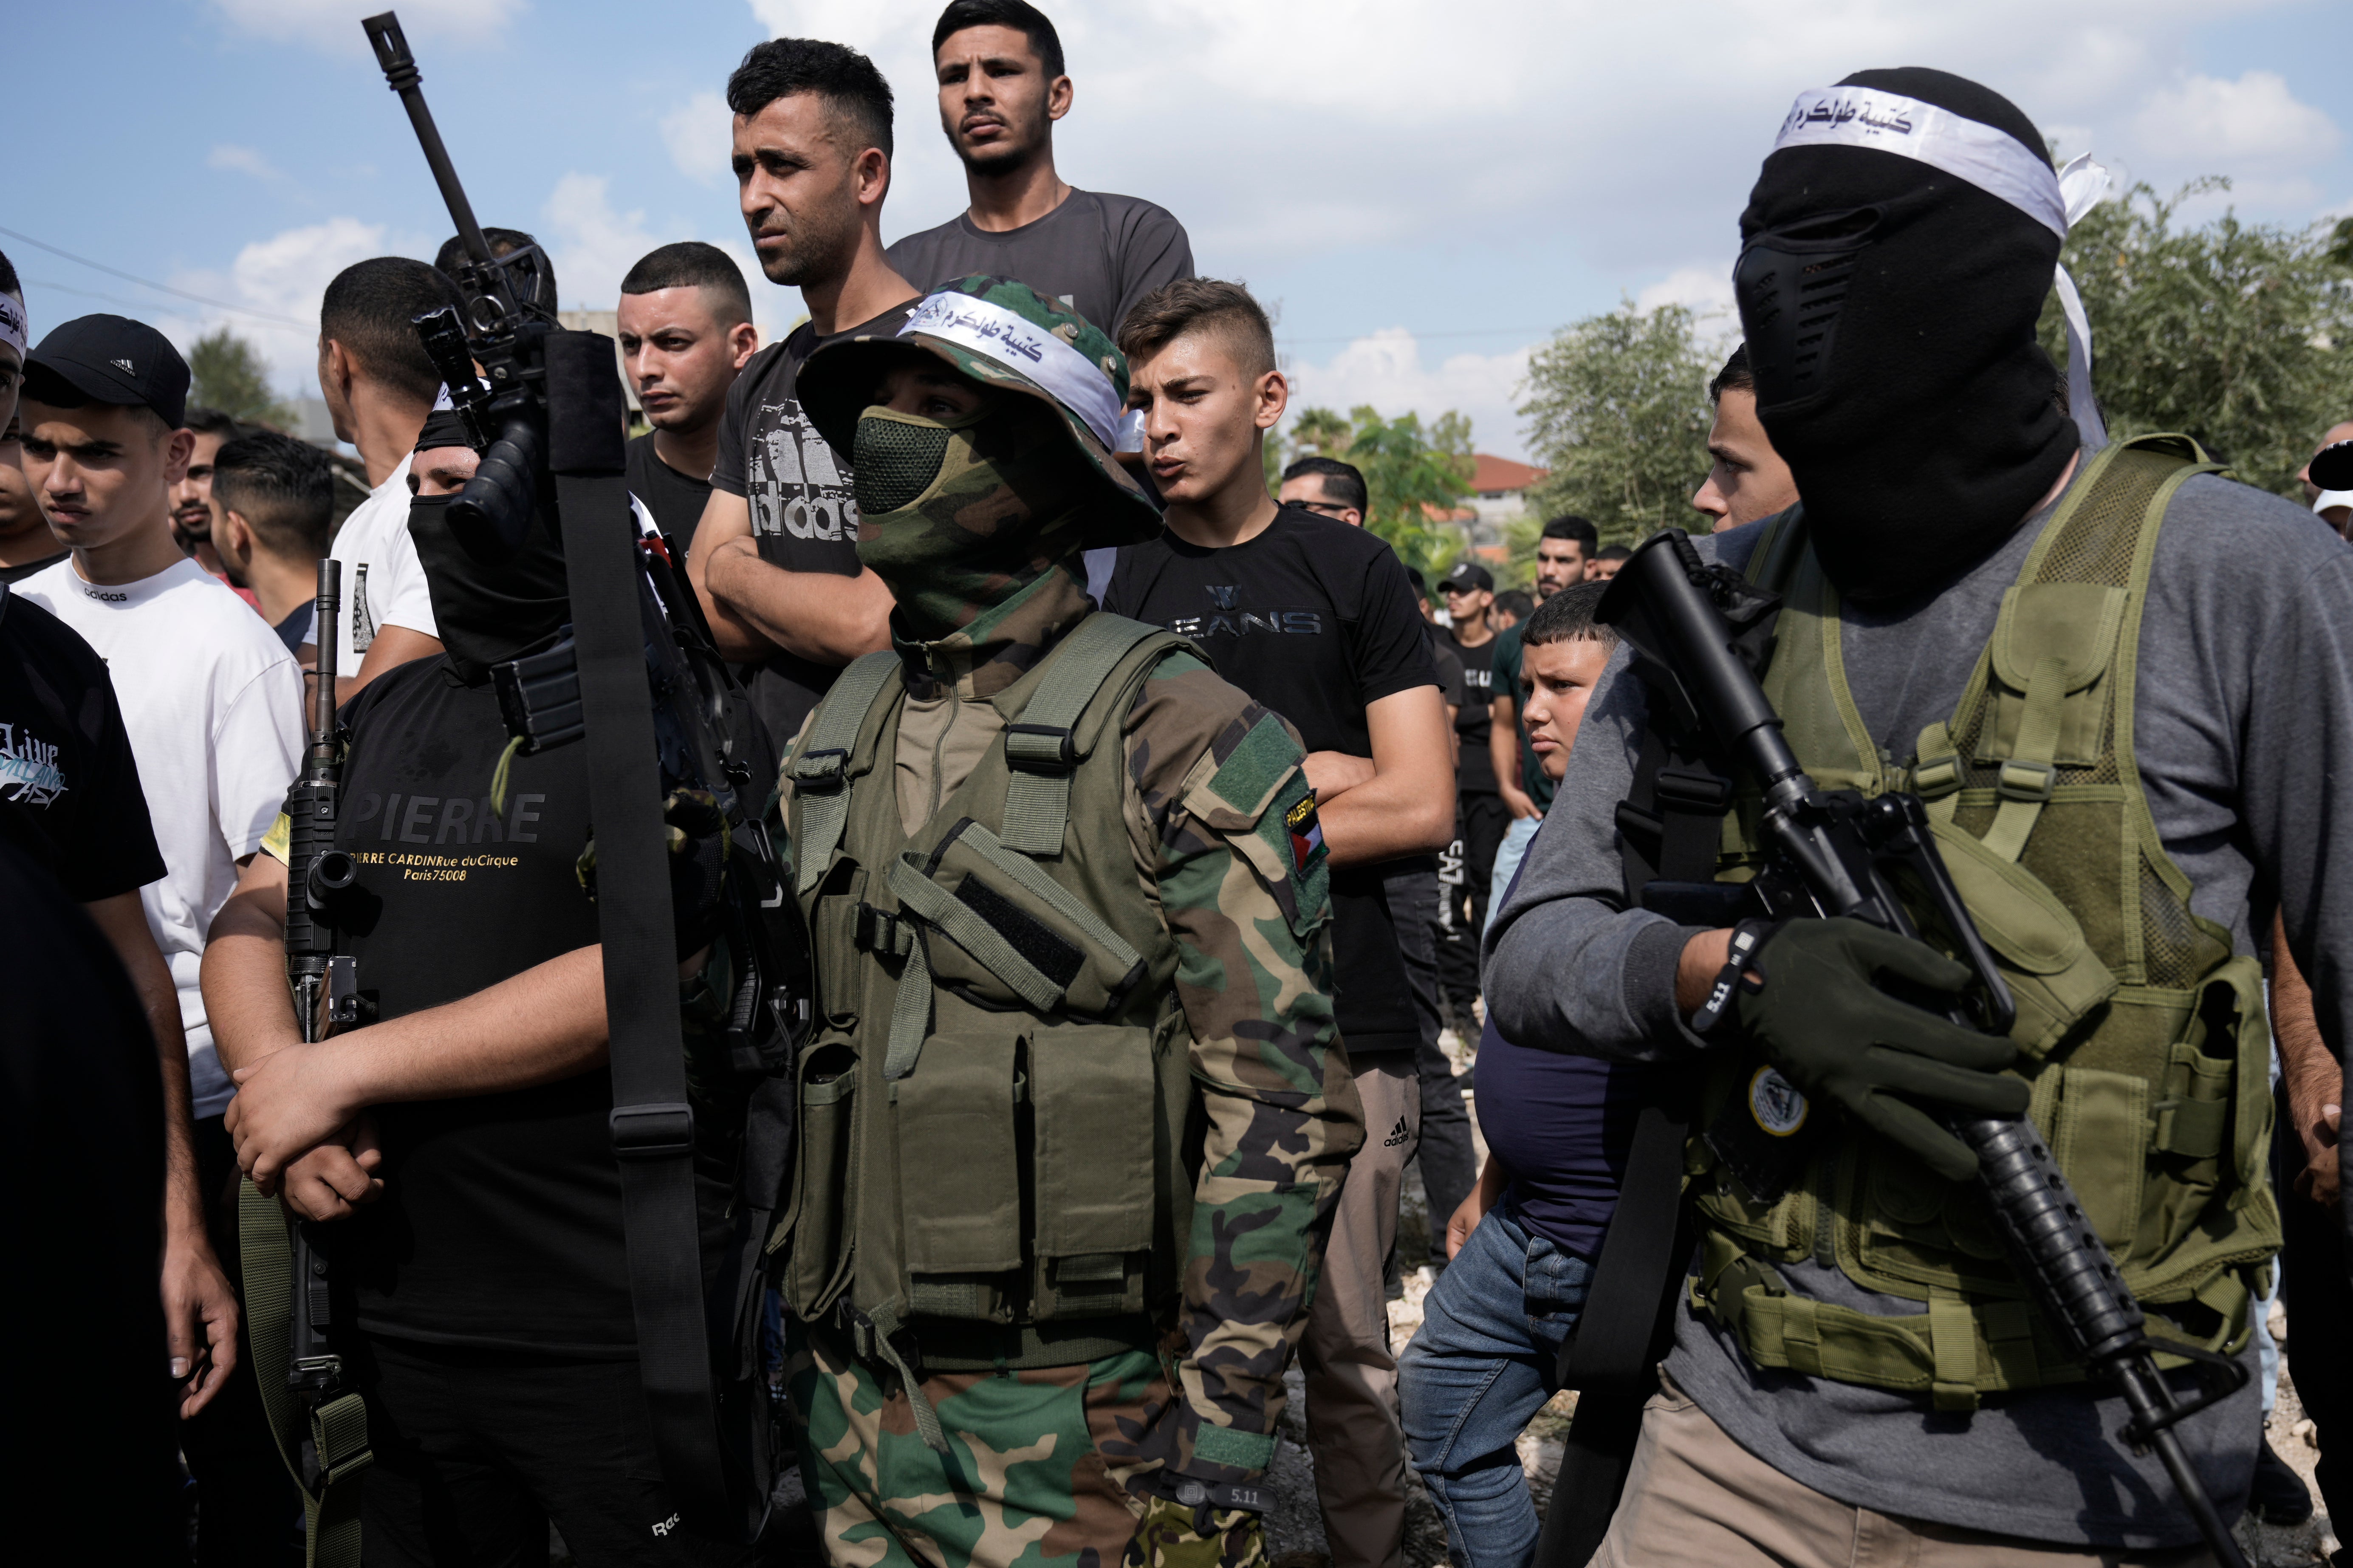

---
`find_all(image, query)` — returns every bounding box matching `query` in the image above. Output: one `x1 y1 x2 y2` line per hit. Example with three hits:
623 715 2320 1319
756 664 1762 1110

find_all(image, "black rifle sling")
556 448 746 1537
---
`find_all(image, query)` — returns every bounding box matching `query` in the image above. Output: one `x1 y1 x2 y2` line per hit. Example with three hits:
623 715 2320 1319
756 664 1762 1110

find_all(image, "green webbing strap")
1979 653 2068 862
881 925 934 1081
887 856 1065 1014
956 822 1142 976
791 650 903 894
237 1179 368 1568
998 615 1164 857
862 1300 949 1453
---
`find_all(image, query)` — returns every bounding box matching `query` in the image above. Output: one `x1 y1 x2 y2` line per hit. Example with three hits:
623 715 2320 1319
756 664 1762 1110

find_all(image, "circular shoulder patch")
1747 1066 1810 1137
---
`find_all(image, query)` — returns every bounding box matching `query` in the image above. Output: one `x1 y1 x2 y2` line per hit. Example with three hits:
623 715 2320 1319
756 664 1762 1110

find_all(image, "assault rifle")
353 10 814 1544
1598 528 2253 1568
281 562 358 1408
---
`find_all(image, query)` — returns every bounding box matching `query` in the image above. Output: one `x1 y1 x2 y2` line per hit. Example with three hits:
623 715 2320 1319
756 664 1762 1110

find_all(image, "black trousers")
1436 791 1511 1019
186 1115 304 1566
353 1335 764 1568
2277 1084 2353 1528
1385 863 1479 1243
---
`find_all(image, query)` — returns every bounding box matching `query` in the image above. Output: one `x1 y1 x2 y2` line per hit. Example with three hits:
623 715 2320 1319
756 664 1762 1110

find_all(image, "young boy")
1398 580 1635 1568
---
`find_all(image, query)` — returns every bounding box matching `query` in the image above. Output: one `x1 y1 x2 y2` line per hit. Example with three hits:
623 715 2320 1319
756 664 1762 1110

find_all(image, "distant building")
1468 454 1548 534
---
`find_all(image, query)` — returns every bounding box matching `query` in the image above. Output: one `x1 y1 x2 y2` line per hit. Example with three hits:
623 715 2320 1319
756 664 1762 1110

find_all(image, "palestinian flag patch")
1285 794 1327 877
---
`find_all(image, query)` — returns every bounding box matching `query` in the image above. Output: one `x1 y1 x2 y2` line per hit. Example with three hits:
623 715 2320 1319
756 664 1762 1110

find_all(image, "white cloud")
209 0 525 53
2133 70 2340 169
1635 265 1739 325
207 144 282 181
163 215 392 390
743 0 2335 284
661 91 735 188
541 173 661 312
1283 329 1537 462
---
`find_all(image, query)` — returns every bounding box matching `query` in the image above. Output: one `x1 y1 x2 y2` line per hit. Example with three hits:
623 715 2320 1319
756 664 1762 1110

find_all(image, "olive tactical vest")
1689 435 2281 1411
775 613 1205 1410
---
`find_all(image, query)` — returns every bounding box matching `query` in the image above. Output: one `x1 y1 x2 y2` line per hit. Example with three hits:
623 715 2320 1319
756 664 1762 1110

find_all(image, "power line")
0 224 307 328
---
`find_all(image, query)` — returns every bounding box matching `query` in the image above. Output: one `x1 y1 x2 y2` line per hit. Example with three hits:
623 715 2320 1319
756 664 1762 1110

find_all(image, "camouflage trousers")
786 1320 1170 1568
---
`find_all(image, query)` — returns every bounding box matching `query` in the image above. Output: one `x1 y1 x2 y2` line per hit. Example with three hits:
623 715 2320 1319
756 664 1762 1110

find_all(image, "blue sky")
14 0 2353 461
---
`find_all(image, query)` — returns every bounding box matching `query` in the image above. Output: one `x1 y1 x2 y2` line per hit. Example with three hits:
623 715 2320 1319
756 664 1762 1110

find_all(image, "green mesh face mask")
853 410 957 515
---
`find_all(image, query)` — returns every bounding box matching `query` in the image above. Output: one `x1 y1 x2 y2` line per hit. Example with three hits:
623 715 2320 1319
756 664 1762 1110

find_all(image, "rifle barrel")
361 12 494 269
311 558 341 749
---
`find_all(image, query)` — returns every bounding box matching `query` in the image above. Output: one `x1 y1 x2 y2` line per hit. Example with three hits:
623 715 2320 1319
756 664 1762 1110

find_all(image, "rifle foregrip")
1955 1114 2144 1365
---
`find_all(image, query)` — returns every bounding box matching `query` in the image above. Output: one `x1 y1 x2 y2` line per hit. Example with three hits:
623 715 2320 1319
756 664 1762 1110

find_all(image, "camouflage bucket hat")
798 275 1161 544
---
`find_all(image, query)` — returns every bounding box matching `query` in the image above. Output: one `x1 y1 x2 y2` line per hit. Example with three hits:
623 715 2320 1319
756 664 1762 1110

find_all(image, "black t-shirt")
1444 625 1500 794
0 839 181 1558
1104 506 1438 1057
625 431 713 557
711 300 917 743
1 548 68 586
887 189 1194 339
0 584 167 902
324 656 731 1356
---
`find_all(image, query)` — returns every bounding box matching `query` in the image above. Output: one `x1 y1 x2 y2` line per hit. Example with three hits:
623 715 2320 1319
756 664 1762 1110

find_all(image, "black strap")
559 464 758 1542
1554 1100 1692 1396
1533 1098 1694 1568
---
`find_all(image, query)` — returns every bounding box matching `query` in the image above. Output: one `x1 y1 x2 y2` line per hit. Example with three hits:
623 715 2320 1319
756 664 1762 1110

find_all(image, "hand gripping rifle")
1598 528 2252 1568
360 11 815 1543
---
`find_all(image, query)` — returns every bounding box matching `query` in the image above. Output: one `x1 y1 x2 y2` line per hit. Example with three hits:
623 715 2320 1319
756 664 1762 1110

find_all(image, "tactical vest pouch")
1980 583 2129 768
898 1028 1023 1322
780 1037 861 1318
1925 816 2118 1057
890 819 1147 1017
893 1016 1161 1324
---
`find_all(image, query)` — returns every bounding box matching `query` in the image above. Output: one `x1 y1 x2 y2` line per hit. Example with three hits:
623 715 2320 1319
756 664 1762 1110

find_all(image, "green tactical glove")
1734 917 2030 1181
1122 1493 1268 1568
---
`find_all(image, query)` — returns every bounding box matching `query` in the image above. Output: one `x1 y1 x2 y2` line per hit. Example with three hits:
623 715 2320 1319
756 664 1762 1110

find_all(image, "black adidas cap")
1439 561 1494 593
23 314 190 429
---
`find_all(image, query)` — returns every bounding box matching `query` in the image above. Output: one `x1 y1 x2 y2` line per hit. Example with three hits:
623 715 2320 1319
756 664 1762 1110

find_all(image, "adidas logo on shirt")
1382 1116 1412 1148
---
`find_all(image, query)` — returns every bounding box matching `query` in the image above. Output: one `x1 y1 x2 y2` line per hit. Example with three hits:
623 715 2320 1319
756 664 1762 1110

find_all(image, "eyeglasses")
1295 500 1354 518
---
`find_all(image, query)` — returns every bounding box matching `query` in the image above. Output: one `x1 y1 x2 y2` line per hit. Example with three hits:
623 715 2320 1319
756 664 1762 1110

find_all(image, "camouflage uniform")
774 280 1364 1568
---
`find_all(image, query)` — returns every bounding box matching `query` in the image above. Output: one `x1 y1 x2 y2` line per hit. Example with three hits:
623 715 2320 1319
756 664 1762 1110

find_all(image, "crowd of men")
9 4 2353 1568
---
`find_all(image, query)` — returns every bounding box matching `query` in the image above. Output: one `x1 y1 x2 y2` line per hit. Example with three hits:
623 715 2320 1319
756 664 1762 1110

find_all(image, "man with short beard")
688 37 913 747
1490 68 2346 1565
618 241 760 547
168 406 252 600
887 0 1192 339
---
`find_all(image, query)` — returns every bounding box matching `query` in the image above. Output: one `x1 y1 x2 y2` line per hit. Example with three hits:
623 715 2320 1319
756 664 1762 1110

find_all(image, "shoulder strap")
789 649 903 895
238 1184 369 1568
998 613 1171 857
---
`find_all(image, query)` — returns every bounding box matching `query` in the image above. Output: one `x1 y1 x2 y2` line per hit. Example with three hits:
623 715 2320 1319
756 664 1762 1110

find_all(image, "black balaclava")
1736 67 2076 604
407 494 569 683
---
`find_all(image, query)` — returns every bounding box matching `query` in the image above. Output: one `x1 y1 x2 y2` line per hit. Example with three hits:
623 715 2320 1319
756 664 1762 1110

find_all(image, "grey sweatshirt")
1484 459 2353 1545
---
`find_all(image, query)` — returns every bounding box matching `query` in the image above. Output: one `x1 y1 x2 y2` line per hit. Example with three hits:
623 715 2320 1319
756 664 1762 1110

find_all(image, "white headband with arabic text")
899 292 1123 449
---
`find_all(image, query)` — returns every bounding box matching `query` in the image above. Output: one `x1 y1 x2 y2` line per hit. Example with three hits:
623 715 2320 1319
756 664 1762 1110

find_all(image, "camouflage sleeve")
1124 650 1366 1486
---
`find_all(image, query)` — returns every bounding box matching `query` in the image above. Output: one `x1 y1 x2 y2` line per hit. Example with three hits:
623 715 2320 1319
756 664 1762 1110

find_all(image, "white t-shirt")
19 555 305 1118
326 452 437 671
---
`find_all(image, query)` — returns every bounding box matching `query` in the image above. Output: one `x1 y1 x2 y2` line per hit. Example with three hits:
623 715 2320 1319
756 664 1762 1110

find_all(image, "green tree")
1518 299 1715 545
1280 403 1473 578
187 327 292 428
2039 178 2353 496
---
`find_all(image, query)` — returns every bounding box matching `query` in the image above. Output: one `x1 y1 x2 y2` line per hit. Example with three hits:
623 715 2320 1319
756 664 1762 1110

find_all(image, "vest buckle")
854 902 914 958
1004 723 1079 774
792 746 851 792
1996 757 2057 804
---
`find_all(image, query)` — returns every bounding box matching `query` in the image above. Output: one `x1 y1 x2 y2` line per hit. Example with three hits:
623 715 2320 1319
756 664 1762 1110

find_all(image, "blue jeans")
1399 1198 1591 1568
1483 814 1541 938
